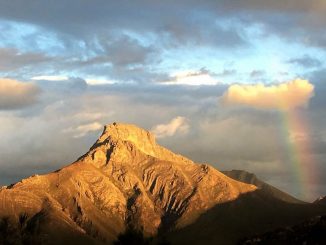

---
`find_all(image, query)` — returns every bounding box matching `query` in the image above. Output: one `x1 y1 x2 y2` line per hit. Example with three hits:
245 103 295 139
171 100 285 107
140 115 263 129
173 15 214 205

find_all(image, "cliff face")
0 123 256 244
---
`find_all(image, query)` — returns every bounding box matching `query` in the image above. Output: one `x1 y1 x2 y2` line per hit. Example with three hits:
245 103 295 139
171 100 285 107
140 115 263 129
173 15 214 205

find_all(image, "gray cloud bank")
0 1 326 84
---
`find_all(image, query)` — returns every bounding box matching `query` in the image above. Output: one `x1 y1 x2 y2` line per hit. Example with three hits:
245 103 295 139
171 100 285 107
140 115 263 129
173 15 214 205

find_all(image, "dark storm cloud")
84 35 155 67
203 1 326 48
0 1 247 48
159 14 246 48
0 0 325 51
2 1 325 27
1 0 325 85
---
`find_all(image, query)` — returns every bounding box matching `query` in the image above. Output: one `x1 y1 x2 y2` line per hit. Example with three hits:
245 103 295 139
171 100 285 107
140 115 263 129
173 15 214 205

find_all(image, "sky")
0 0 326 201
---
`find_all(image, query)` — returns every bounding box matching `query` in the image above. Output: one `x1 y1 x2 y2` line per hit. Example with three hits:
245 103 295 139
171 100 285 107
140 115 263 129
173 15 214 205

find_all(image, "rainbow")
278 108 316 201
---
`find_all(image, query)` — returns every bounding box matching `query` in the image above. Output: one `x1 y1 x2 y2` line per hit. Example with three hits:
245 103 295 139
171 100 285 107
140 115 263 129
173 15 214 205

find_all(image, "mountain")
0 122 325 244
314 196 326 205
223 170 303 204
0 123 256 244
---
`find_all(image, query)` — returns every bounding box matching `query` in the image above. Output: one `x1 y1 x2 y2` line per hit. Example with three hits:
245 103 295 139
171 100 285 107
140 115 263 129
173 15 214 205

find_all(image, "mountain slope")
241 215 326 244
0 123 257 244
314 196 326 205
166 189 326 245
223 170 303 204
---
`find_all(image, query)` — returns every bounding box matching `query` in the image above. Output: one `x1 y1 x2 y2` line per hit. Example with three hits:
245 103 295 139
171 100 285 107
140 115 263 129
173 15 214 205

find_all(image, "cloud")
288 55 322 68
32 75 69 81
164 70 219 86
216 69 237 77
151 116 190 138
0 1 247 48
0 78 40 109
99 35 155 66
35 77 88 93
0 48 51 71
80 34 156 70
85 78 116 85
221 79 314 110
63 122 103 138
1 1 325 85
250 70 265 78
0 1 248 84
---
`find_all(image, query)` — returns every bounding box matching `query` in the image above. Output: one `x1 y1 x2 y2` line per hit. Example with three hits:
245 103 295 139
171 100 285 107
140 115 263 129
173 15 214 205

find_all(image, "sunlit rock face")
78 123 257 234
0 122 256 244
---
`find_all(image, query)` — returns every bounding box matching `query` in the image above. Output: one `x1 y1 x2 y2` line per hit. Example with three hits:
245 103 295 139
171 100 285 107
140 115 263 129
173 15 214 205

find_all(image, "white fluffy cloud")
221 79 314 110
0 78 40 109
151 116 190 138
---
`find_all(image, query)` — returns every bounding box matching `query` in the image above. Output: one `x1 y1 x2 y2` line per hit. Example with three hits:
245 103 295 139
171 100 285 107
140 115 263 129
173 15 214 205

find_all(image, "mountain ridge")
223 169 304 204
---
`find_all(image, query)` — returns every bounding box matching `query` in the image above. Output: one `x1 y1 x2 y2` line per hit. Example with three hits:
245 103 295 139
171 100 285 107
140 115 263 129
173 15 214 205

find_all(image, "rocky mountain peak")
98 122 157 157
81 122 193 168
